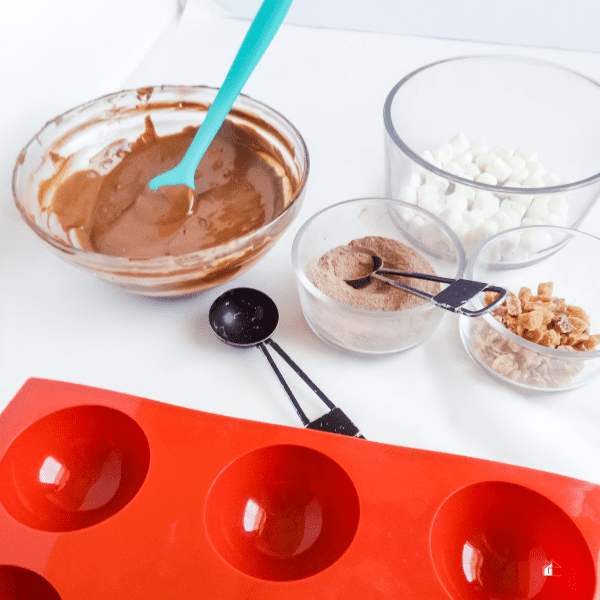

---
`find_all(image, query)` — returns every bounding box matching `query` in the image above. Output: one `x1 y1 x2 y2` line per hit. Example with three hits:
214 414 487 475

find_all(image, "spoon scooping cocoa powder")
307 236 441 311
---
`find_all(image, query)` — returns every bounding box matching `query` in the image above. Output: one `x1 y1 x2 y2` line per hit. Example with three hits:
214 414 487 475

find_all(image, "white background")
216 0 600 53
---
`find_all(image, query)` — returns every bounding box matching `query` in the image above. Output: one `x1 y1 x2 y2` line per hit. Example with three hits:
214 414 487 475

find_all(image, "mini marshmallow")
409 215 427 238
407 172 423 188
417 184 440 202
526 196 550 220
520 229 552 253
508 156 527 170
425 172 450 191
523 174 545 188
473 191 500 218
445 192 469 212
436 143 454 163
439 207 463 231
548 194 568 215
397 207 415 223
499 231 521 255
506 167 529 184
505 211 523 228
486 157 512 183
455 184 476 203
526 160 546 178
449 132 470 155
490 210 515 232
461 162 481 179
454 151 473 166
493 147 514 163
475 152 495 170
441 161 464 177
469 140 488 156
400 185 418 205
421 149 435 163
471 220 500 247
476 172 498 186
500 198 527 219
514 147 537 162
463 208 485 230
543 172 561 186
418 194 444 216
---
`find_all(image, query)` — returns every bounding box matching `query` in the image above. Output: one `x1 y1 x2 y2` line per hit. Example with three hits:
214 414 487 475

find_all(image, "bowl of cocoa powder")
292 198 466 355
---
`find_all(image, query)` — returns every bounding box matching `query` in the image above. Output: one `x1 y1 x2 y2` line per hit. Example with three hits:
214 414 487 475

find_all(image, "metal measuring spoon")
209 287 364 438
346 254 507 317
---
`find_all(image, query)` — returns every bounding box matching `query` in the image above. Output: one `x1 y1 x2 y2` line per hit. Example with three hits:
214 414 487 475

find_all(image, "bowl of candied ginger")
459 226 600 391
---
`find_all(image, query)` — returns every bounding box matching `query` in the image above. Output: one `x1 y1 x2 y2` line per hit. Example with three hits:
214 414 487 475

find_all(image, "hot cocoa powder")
307 236 441 311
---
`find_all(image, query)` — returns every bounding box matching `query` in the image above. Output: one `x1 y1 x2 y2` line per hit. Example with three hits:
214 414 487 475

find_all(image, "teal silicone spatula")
148 0 293 192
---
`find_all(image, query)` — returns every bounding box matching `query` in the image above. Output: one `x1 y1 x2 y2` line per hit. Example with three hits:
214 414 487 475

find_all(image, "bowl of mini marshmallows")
384 55 600 258
459 226 600 392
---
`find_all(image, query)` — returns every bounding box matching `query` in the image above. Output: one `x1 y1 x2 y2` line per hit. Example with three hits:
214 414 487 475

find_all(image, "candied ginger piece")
537 282 553 298
518 310 544 331
485 290 501 306
539 329 560 348
506 293 522 316
569 316 588 334
566 305 590 325
518 287 533 305
539 307 555 326
556 312 574 333
523 329 544 344
588 335 600 350
492 354 517 376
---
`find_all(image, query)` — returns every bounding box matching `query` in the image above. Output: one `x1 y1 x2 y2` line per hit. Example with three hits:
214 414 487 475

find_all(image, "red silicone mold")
0 378 598 599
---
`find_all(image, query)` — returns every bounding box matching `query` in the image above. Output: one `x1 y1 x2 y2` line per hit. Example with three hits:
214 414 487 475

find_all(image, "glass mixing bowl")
384 55 600 257
13 86 309 296
460 226 600 391
292 198 466 355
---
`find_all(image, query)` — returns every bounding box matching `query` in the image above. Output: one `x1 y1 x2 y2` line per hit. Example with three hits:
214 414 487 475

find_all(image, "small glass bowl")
460 226 600 391
384 55 600 257
13 86 309 296
292 198 466 355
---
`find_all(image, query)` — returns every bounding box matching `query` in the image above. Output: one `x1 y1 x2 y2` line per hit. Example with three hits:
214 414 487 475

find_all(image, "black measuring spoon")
346 254 507 317
209 287 364 438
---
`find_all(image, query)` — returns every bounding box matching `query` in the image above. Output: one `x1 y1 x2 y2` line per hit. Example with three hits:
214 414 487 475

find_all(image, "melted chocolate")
41 115 296 259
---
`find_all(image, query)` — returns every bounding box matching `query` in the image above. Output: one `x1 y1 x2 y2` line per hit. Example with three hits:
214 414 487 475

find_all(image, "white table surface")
2 0 600 487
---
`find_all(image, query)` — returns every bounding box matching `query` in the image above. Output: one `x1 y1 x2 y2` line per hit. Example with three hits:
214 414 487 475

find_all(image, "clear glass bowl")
13 86 309 296
292 198 466 355
460 227 600 391
384 55 600 257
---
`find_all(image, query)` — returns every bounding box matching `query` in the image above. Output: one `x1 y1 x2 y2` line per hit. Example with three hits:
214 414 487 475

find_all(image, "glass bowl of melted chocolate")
13 86 309 296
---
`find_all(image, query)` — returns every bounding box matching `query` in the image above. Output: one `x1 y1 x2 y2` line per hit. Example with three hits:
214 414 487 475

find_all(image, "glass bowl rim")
383 53 600 194
291 196 467 318
12 85 310 272
464 224 600 360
